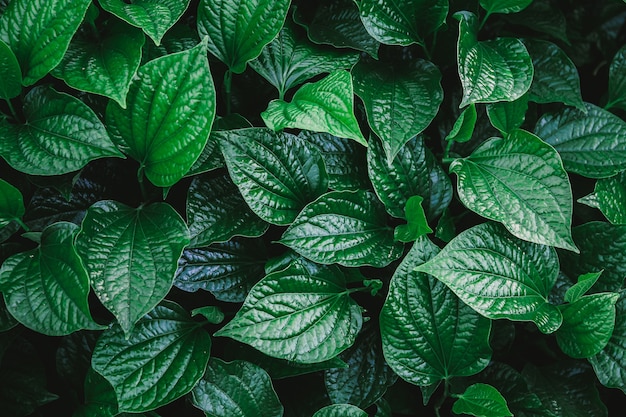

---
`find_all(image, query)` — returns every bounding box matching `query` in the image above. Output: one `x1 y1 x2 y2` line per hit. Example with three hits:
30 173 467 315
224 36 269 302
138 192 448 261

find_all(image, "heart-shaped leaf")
313 404 368 417
0 39 21 99
0 179 24 230
76 201 190 335
91 301 211 413
452 383 512 417
580 172 626 224
607 45 626 111
0 86 123 176
106 39 215 187
415 222 563 334
215 260 363 364
280 190 404 267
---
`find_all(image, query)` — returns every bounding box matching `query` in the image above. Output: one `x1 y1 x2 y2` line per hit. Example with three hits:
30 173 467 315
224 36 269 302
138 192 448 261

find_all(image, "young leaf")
262 70 367 146
486 94 529 135
479 0 532 15
280 190 404 267
565 271 603 304
106 39 215 187
76 201 190 335
215 260 363 364
455 11 533 107
197 0 290 73
353 59 443 164
0 179 24 229
191 359 283 417
445 104 477 143
0 86 123 176
191 306 224 325
394 196 433 242
0 39 21 99
91 301 211 413
581 172 626 224
607 44 626 111
450 129 577 252
0 0 91 85
415 222 563 334
452 383 512 417
313 404 367 417
380 236 492 386
0 222 101 336
534 103 626 178
216 128 328 225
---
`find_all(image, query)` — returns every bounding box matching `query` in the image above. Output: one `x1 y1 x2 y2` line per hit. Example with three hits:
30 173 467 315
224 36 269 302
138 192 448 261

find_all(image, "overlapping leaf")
607 45 626 111
486 94 529 134
579 172 626 224
0 179 24 230
0 39 21 99
452 383 512 417
313 404 367 417
480 0 532 15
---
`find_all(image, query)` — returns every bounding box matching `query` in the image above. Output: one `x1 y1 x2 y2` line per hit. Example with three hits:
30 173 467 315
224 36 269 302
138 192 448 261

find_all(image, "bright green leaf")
607 44 626 111
0 179 24 230
486 94 529 134
581 172 626 224
480 0 532 15
0 39 21 99
394 196 433 242
313 404 367 417
565 271 603 303
445 104 477 143
452 383 512 417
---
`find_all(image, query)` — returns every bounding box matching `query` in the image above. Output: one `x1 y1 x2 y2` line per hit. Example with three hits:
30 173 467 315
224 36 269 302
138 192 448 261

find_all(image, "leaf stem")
4 98 18 121
433 379 450 417
14 217 30 232
479 11 492 31
419 41 432 61
224 70 233 115
137 165 148 201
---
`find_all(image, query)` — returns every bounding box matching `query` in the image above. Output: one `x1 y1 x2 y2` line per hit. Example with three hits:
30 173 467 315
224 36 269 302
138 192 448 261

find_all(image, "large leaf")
0 222 100 336
312 404 367 417
380 236 492 386
479 0 532 15
280 190 404 267
76 201 190 335
217 128 328 225
191 359 283 417
262 70 367 146
91 301 211 413
353 59 443 163
0 39 21 99
607 44 626 111
197 0 290 73
452 383 512 417
355 0 448 46
98 0 190 45
215 260 363 364
0 179 24 229
580 172 626 224
534 103 626 178
0 86 123 176
106 39 215 187
52 19 145 108
455 11 533 107
415 222 563 334
0 0 91 85
450 129 577 251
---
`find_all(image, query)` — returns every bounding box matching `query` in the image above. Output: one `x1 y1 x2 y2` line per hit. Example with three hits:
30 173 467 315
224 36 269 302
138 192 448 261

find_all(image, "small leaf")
583 172 626 224
445 104 477 143
607 44 626 111
262 70 367 146
191 306 224 325
394 196 433 242
191 359 283 417
0 179 24 229
313 404 368 417
565 271 603 303
455 11 533 107
91 301 211 413
0 39 21 99
486 94 529 135
74 367 117 417
197 0 290 73
280 190 404 267
215 260 363 364
415 222 563 334
480 0 532 15
452 383 512 417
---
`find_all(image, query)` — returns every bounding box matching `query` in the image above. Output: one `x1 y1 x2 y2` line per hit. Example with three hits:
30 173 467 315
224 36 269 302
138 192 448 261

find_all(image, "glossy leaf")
394 196 432 243
381 236 492 386
480 0 532 15
91 301 211 413
313 404 367 417
76 201 190 335
0 86 123 176
217 128 328 225
0 0 91 85
0 39 21 99
452 383 512 417
535 103 626 178
353 59 443 163
191 306 224 325
415 222 563 334
98 0 190 45
607 44 626 111
197 0 290 73
455 11 533 107
0 179 24 229
280 190 404 267
191 359 283 417
215 260 363 364
106 39 215 187
445 104 477 143
262 70 367 146
565 271 603 303
581 172 626 224
486 94 529 134
450 129 577 251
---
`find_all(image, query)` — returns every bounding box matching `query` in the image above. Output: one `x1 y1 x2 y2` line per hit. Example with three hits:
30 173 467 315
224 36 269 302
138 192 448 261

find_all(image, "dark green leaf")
0 298 17 331
0 39 21 99
56 331 98 391
74 368 117 417
452 383 512 417
0 179 24 229
580 172 626 224
312 404 367 417
445 104 477 143
393 196 433 242
486 94 529 135
565 271 603 303
480 0 532 15
502 2 569 44
191 306 224 325
607 44 626 110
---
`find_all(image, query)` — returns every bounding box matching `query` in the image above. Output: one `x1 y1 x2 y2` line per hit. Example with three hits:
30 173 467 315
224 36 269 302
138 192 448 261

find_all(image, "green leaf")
452 383 512 417
98 0 190 46
191 306 224 325
353 59 443 163
186 172 269 247
76 201 190 335
141 22 199 64
0 39 21 99
381 236 492 386
250 23 359 98
394 196 433 242
280 190 404 267
480 0 532 15
524 39 584 111
106 39 215 187
312 404 367 417
565 271 603 303
0 222 101 336
262 70 367 146
74 368 117 417
52 19 145 108
534 103 626 178
502 2 568 44
217 128 328 225
215 260 363 363
197 0 290 73
91 301 211 413
355 0 448 46
450 129 577 251
0 86 123 176
415 222 563 334
0 179 24 229
0 0 91 85
0 298 17 331
445 104 477 143
556 292 619 359
486 94 529 135
607 44 626 111
581 172 626 224
191 358 283 417
455 11 533 107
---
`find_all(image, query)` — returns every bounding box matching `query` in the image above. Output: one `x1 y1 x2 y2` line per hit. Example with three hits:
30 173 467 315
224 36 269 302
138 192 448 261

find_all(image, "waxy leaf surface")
0 179 24 229
607 44 626 111
582 172 626 224
0 39 21 99
452 383 512 417
486 94 529 135
313 404 367 417
480 0 532 15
